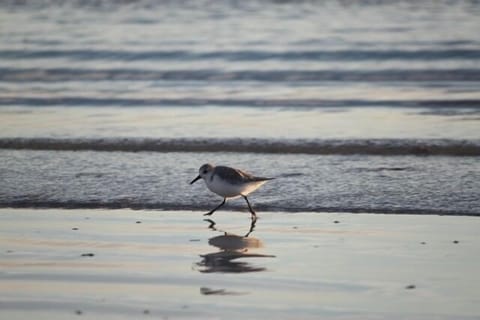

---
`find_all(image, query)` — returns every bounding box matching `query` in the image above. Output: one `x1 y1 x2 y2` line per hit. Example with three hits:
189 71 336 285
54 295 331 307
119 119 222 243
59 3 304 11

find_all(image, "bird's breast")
205 176 266 198
205 176 245 198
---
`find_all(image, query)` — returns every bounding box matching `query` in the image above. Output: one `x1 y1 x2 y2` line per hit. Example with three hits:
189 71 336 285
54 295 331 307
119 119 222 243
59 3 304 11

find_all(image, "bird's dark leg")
204 198 226 216
242 195 257 220
203 218 217 231
244 217 257 237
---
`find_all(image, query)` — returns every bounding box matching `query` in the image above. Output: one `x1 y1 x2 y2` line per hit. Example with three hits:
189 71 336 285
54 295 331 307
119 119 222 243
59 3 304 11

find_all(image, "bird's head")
190 163 214 184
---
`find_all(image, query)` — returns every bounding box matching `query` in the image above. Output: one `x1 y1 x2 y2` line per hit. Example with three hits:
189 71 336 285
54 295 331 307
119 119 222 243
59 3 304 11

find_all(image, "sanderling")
190 164 273 219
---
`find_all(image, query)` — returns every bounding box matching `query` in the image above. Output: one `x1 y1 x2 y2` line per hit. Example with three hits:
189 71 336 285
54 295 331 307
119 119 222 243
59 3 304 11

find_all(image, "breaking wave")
1 137 479 156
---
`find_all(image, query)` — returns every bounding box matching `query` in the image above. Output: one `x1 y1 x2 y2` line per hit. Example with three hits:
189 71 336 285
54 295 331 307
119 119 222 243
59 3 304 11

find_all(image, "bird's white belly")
205 177 263 198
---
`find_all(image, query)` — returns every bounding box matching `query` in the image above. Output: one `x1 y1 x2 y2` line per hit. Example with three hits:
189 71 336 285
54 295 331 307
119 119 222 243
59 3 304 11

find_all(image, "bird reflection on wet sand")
196 218 275 273
204 217 257 237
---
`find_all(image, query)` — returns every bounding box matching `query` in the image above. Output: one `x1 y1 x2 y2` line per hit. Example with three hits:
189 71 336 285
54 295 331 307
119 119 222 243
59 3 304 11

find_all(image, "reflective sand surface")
1 209 479 319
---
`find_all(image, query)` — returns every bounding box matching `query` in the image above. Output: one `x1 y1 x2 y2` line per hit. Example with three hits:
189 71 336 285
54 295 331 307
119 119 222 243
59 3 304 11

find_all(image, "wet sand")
1 208 479 319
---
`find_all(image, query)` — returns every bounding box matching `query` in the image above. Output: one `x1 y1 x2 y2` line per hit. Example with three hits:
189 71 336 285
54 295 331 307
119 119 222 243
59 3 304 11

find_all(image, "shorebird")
190 164 273 219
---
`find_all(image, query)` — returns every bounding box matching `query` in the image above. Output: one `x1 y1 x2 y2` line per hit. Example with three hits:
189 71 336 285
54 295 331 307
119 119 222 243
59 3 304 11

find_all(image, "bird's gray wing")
213 166 248 184
214 166 272 184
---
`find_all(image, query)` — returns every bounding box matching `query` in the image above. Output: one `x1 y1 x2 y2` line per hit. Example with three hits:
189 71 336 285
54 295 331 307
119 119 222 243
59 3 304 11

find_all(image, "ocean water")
0 0 479 215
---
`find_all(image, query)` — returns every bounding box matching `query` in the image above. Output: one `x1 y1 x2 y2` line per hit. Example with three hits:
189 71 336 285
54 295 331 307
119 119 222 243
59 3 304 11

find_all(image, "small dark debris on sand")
453 240 459 244
189 239 201 242
420 242 426 245
405 284 416 290
81 253 95 257
143 309 150 314
200 287 246 296
333 220 340 224
72 227 79 230
136 221 142 224
75 310 83 315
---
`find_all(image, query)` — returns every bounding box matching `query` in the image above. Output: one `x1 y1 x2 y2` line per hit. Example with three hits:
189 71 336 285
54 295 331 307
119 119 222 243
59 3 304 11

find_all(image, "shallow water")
1 106 480 141
1 150 478 215
2 0 480 115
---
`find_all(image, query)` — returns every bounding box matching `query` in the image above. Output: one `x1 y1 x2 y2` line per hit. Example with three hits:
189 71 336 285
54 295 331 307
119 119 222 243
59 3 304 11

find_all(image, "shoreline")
1 208 480 319
0 205 479 217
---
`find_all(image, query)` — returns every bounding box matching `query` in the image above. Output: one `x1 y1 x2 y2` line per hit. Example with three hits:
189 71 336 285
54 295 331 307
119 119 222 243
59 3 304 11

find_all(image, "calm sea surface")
0 0 479 215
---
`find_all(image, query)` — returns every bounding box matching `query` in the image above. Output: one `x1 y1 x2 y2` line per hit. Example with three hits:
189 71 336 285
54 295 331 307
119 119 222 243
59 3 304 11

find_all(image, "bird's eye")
203 170 208 174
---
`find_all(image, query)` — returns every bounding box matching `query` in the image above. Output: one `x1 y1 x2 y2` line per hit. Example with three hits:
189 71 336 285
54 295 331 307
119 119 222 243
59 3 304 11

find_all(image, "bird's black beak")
190 175 201 184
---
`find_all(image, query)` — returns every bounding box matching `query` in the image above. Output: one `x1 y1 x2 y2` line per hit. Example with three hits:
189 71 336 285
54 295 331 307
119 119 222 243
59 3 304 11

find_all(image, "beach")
1 208 479 320
1 1 480 319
